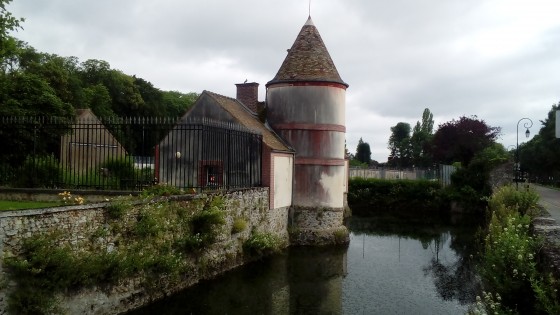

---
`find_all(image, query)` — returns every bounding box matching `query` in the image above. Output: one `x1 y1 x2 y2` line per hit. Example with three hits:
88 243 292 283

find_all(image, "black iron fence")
0 116 262 191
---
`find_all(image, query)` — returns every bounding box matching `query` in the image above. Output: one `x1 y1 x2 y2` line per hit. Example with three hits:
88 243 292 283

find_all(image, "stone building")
163 16 349 245
60 108 127 173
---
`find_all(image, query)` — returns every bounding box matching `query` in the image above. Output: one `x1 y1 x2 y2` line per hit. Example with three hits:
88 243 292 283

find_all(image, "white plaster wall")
318 168 345 208
273 155 293 209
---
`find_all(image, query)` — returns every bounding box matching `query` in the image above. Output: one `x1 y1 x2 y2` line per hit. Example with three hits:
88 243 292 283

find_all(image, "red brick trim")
273 123 345 132
267 81 348 89
295 158 346 166
262 146 273 209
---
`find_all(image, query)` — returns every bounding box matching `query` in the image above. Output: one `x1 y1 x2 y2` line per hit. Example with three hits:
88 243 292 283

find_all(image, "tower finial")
309 0 311 17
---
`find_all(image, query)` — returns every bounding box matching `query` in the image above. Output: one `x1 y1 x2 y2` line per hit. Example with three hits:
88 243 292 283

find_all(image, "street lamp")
516 118 533 189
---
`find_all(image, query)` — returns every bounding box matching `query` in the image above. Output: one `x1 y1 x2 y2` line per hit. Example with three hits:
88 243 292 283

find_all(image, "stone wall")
0 188 289 315
288 207 349 246
532 216 560 280
489 162 514 189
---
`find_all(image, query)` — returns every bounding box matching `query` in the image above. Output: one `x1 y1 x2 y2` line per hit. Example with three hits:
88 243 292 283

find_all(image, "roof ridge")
205 90 258 117
204 90 235 101
267 18 347 87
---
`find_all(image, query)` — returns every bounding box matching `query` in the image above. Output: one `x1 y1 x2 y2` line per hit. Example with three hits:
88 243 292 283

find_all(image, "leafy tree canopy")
388 122 411 167
355 137 372 165
430 115 500 166
0 38 198 119
0 0 24 71
410 108 434 167
519 103 560 184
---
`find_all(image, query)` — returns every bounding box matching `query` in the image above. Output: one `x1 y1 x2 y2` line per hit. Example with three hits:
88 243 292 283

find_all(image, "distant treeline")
1 7 199 168
1 40 198 119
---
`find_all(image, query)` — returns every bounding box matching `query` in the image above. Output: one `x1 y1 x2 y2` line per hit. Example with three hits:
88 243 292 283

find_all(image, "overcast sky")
8 0 560 162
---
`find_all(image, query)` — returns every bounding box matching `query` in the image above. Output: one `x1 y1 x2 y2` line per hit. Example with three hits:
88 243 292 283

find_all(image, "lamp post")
516 118 533 189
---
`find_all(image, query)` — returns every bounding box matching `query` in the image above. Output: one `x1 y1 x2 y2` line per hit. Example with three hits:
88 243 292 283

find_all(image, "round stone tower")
266 17 349 245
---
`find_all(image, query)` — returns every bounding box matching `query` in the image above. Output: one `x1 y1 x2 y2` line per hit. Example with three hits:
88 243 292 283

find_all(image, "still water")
129 212 481 314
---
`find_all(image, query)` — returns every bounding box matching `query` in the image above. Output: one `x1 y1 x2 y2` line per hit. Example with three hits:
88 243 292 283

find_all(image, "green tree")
430 116 500 166
133 76 164 116
355 138 372 165
162 90 198 117
0 72 74 165
520 103 560 185
110 72 144 116
16 49 85 108
79 59 111 85
431 116 502 210
0 72 74 117
78 60 144 116
410 108 434 167
388 122 412 167
0 0 24 72
83 84 115 117
450 143 509 209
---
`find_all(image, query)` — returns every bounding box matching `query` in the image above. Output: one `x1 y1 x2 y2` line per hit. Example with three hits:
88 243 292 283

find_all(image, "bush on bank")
472 185 560 315
348 178 444 214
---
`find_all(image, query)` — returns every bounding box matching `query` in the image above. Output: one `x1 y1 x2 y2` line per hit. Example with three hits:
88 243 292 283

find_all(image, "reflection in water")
288 246 347 314
343 213 481 314
128 212 481 315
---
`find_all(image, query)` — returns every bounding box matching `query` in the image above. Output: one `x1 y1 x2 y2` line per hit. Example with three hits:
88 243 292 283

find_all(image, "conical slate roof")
267 17 348 87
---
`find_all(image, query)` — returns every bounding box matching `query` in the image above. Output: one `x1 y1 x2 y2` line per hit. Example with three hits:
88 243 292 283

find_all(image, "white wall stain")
319 170 344 208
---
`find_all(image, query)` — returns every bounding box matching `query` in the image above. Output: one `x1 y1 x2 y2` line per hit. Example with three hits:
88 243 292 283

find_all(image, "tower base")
289 206 350 246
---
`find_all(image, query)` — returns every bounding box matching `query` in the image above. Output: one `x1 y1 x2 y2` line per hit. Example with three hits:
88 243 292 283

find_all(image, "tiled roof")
75 108 100 122
267 17 347 87
204 91 293 152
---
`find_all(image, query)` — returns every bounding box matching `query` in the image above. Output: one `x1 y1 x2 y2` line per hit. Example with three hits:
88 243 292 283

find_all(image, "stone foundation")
289 207 349 246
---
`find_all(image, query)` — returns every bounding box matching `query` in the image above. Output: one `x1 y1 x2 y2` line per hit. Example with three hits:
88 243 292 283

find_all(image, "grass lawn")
0 200 61 211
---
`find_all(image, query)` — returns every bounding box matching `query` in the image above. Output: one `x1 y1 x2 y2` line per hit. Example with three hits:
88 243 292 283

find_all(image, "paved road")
533 184 560 222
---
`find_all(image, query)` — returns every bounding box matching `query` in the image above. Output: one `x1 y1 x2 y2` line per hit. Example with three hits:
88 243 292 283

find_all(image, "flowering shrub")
480 208 537 304
475 186 560 314
470 291 516 315
487 185 539 216
57 191 85 205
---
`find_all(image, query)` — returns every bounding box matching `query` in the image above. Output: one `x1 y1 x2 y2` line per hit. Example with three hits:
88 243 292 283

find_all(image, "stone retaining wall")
0 188 289 314
532 215 560 279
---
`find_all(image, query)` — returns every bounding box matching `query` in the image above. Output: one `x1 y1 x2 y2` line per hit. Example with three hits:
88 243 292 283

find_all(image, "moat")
129 211 482 314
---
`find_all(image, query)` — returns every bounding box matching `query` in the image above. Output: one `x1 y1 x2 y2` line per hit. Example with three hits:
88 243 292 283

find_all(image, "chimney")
235 82 259 113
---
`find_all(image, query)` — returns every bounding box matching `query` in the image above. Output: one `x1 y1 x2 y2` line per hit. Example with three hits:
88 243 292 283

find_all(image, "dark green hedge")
348 178 444 214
